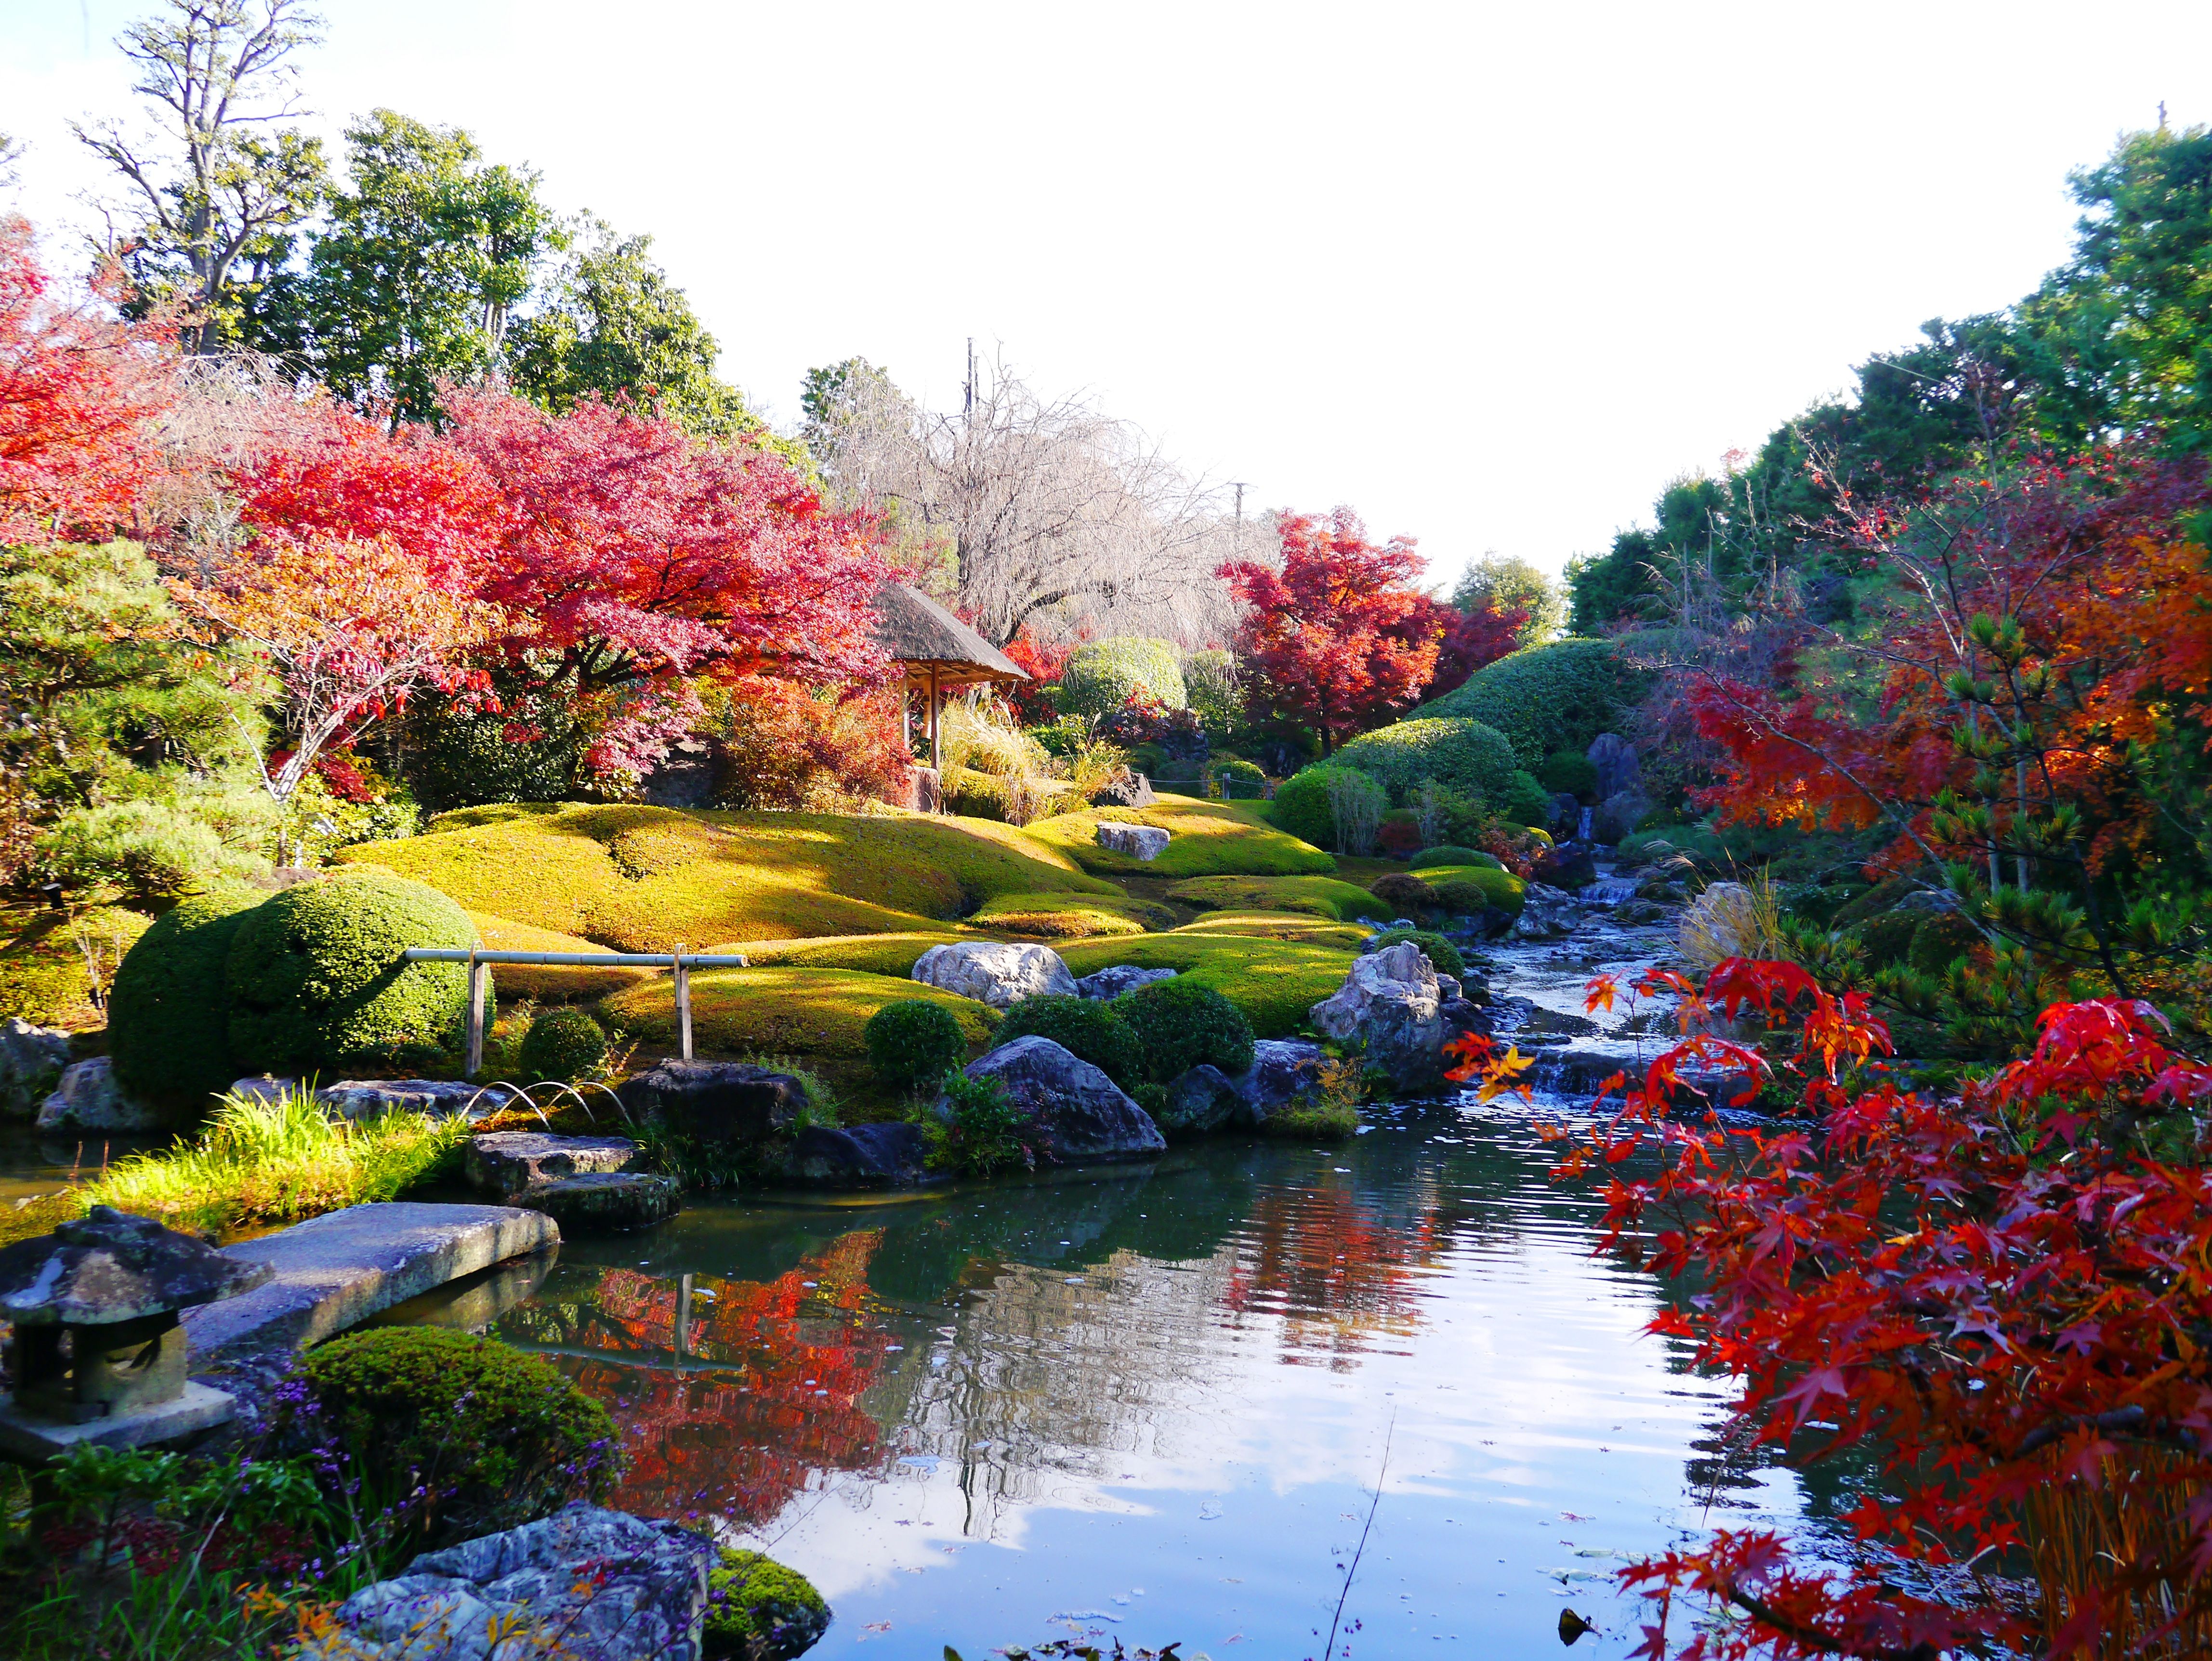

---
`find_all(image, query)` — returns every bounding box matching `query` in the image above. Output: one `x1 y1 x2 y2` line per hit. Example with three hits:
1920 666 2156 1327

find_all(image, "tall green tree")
75 0 329 356
1450 553 1564 647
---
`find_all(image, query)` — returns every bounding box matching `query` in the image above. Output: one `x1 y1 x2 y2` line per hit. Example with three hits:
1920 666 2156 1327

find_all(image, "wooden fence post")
465 951 487 1076
673 942 692 1062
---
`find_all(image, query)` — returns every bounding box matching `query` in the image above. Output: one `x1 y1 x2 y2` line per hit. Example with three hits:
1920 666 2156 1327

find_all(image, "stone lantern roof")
0 1206 272 1326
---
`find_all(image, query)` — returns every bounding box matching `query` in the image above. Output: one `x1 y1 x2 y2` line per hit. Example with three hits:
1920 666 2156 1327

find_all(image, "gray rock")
1613 898 1668 926
1095 822 1170 861
1074 964 1178 1001
37 1057 161 1132
1546 791 1582 836
1592 787 1651 844
0 1018 70 1121
1440 998 1492 1045
944 1036 1166 1163
322 1503 717 1661
1090 770 1157 808
318 1079 519 1122
0 1205 273 1325
518 1173 680 1232
617 1061 809 1147
1156 1064 1240 1136
1895 887 1962 913
1224 1039 1330 1125
1309 942 1447 1094
779 1121 929 1188
911 941 1077 1008
1588 732 1642 802
467 1133 640 1199
1512 883 1581 940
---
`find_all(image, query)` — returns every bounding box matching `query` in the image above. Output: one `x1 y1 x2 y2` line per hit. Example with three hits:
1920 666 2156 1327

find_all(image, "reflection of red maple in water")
1223 1185 1442 1367
513 1232 894 1524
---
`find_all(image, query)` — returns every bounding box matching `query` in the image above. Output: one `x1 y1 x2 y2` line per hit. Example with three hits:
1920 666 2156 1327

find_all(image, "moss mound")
1409 845 1502 871
469 910 655 1002
1058 931 1355 1038
1167 874 1392 923
865 998 968 1090
225 872 480 1077
704 1547 829 1660
969 889 1174 937
108 889 264 1114
1327 716 1520 806
291 1328 616 1546
1024 795 1335 878
1422 637 1652 767
1416 864 1528 917
991 994 1144 1089
734 932 968 976
1 905 153 1029
338 802 1114 949
601 965 996 1061
1156 910 1371 950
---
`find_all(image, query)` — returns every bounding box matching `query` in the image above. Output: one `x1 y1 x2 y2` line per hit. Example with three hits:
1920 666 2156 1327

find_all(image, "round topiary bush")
1426 870 1527 919
705 1547 830 1660
519 1007 609 1082
107 887 266 1115
1270 765 1385 849
1422 638 1653 768
1368 871 1436 918
1058 638 1187 722
1409 845 1503 871
1500 769 1552 828
225 871 481 1077
1540 750 1600 798
865 998 968 1090
1368 928 1466 977
1114 976 1255 1084
289 1328 617 1546
989 994 1143 1089
1328 717 1519 808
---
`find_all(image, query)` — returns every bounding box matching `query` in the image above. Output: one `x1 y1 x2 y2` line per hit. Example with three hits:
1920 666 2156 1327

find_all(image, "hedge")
1422 638 1652 767
1058 638 1187 720
1326 717 1519 807
108 889 263 1114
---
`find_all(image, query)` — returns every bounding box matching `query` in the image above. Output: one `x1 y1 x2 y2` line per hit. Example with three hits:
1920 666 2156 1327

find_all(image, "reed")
2022 1451 2212 1656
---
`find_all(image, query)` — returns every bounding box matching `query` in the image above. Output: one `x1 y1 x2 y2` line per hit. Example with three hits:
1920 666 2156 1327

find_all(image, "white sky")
4 1 2208 589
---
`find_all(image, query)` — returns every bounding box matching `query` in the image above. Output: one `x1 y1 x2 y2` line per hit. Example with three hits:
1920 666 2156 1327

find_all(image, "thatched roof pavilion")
869 582 1027 774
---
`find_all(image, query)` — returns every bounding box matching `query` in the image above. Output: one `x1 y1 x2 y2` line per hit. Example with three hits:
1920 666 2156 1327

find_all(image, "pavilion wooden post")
673 941 693 1061
928 665 942 777
465 951 488 1076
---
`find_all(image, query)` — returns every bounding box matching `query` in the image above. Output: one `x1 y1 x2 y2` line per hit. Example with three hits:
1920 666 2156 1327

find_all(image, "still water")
399 1092 1825 1660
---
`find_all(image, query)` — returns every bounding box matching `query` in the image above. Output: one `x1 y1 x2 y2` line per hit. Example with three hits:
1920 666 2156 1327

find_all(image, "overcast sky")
4 0 2207 589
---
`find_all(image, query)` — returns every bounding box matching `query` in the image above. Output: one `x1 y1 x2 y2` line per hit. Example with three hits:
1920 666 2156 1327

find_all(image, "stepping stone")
466 1132 640 1199
519 1173 681 1232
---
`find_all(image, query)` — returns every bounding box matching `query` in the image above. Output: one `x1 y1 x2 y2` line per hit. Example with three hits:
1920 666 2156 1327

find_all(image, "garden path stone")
617 1060 807 1146
318 1503 716 1661
465 1131 640 1198
911 941 1076 1008
36 1056 162 1132
1095 822 1170 860
181 1201 557 1361
945 1036 1165 1163
517 1173 680 1232
778 1121 929 1188
1074 964 1177 1000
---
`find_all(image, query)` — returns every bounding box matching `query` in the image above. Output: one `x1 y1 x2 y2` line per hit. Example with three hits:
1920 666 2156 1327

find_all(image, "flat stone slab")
517 1173 679 1232
466 1132 639 1198
0 1380 236 1461
182 1202 559 1362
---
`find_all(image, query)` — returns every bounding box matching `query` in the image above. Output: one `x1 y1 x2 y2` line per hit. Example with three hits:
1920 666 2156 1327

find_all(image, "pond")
393 1074 1836 1659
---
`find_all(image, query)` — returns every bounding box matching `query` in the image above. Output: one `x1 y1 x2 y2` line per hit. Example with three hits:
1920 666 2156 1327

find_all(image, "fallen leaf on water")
1559 1608 1595 1645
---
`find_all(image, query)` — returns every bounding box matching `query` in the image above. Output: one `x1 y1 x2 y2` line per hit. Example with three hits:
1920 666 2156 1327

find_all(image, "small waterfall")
1577 806 1593 841
1581 875 1640 908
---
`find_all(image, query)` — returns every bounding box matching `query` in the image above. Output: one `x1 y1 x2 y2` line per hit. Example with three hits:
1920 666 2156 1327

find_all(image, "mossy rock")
0 905 153 1029
1024 795 1336 878
1058 931 1356 1038
107 889 264 1115
601 965 997 1062
337 802 1115 950
226 871 482 1077
969 890 1175 937
1831 876 1915 932
1166 874 1392 923
705 1546 829 1660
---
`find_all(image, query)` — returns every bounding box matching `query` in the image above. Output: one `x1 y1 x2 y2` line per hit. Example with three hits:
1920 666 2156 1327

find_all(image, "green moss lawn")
1022 795 1337 878
600 964 999 1061
1165 873 1392 923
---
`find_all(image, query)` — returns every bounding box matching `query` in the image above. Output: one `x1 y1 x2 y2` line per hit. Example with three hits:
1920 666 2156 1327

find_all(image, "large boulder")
317 1503 717 1661
1156 1064 1240 1136
1224 1039 1330 1125
1308 943 1447 1094
1095 822 1170 861
0 1019 70 1121
778 1121 929 1189
1512 883 1581 940
1532 845 1597 890
911 941 1077 1008
466 1132 640 1199
1074 964 1178 1001
1587 733 1642 802
617 1061 809 1147
1592 787 1651 844
518 1173 680 1232
946 1036 1165 1163
36 1056 162 1132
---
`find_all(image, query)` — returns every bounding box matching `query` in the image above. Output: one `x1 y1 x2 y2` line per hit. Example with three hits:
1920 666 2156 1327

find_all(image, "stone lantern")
0 1206 271 1460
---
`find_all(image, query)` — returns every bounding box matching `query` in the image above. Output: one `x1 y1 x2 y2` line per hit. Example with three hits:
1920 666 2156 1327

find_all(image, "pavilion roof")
869 583 1027 685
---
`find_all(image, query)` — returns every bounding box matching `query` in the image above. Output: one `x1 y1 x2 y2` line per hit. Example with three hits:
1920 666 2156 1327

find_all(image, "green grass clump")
1420 637 1652 767
0 905 152 1028
734 932 968 976
106 888 263 1115
1268 1096 1360 1139
85 1083 469 1235
920 1070 1031 1174
1416 864 1528 916
1368 928 1466 977
338 802 1115 949
1166 873 1393 923
990 994 1143 1089
705 1547 827 1660
865 999 969 1090
1024 795 1335 878
1058 931 1355 1039
1115 976 1254 1083
1327 716 1520 807
969 889 1175 937
1409 845 1502 871
602 965 996 1062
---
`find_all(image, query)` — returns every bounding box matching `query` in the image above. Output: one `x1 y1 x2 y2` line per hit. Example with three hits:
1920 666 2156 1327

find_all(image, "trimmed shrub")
1911 910 1984 976
108 888 265 1114
290 1328 616 1545
865 999 969 1090
1269 765 1385 851
1328 717 1519 807
705 1548 828 1661
1059 932 1356 1037
1368 871 1436 917
1058 638 1187 721
1848 910 1922 968
1540 751 1600 798
225 871 481 1077
1424 869 1528 918
1377 809 1422 857
518 1007 609 1082
1183 649 1240 733
1423 638 1652 767
1208 755 1266 791
1410 845 1503 871
990 994 1143 1089
1115 976 1255 1083
1368 928 1465 977
1501 769 1552 828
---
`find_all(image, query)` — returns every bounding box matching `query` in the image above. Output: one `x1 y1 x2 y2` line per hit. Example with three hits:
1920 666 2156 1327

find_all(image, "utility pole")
1230 482 1249 526
964 337 976 422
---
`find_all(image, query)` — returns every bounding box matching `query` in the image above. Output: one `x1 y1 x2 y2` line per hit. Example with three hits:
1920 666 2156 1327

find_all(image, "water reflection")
466 1102 1812 1657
